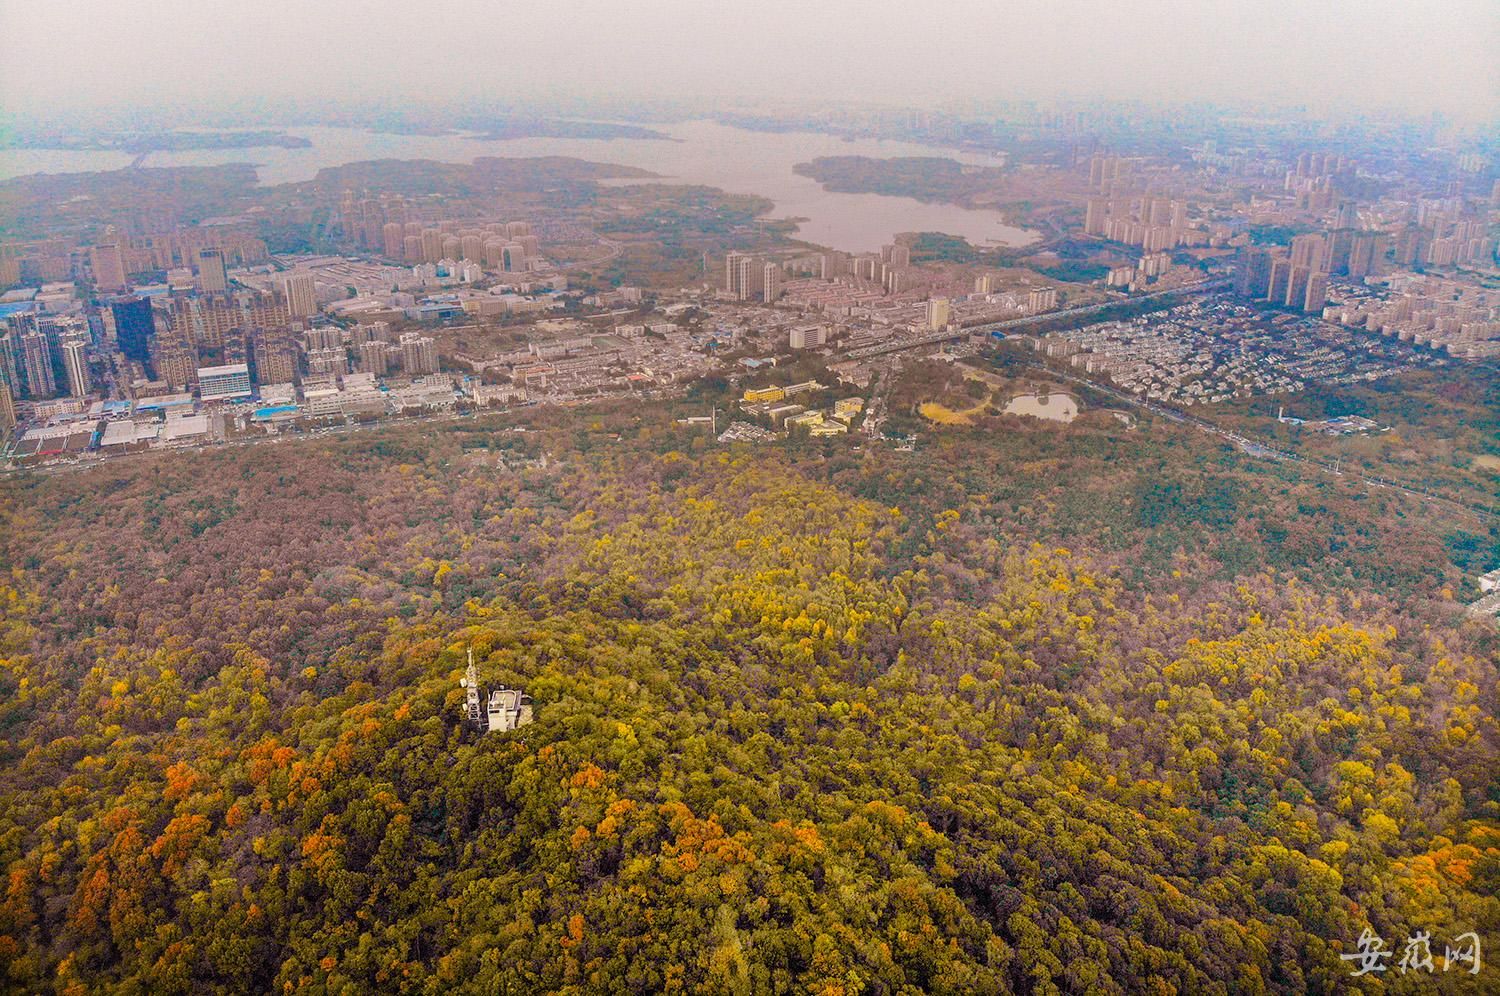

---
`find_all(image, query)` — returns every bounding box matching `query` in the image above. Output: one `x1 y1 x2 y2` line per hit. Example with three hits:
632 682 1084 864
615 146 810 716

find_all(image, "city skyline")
1 0 1497 124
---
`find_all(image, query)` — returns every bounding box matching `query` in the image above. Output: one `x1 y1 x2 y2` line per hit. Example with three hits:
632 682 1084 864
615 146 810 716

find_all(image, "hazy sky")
2 0 1497 123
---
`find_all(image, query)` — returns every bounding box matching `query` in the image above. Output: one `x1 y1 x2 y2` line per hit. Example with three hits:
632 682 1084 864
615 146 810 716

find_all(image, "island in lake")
794 154 1011 209
794 153 1087 232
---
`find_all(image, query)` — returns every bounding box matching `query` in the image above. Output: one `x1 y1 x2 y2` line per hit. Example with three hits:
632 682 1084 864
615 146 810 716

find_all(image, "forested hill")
0 411 1496 993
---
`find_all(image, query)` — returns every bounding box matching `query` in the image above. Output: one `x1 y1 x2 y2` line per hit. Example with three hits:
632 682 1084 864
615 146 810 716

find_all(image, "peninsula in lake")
1 129 314 153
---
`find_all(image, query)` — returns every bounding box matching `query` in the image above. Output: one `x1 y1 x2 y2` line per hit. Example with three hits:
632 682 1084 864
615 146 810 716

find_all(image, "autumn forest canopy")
0 397 1496 994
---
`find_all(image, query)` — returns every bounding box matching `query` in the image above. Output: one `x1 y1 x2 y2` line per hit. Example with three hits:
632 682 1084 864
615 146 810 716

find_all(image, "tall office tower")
1305 177 1337 213
1233 248 1272 298
0 377 15 434
110 296 157 375
735 255 761 301
788 324 828 350
1393 228 1421 266
1348 233 1380 279
172 292 288 356
154 341 199 390
382 222 405 258
339 190 359 241
359 198 383 247
87 310 107 347
356 339 389 376
1266 258 1292 303
249 328 298 385
1289 233 1327 271
1138 252 1170 278
90 243 128 291
97 306 118 347
0 316 25 389
1083 199 1108 236
306 347 348 376
61 338 90 396
302 326 342 351
165 297 207 356
1302 272 1329 313
196 248 228 293
0 332 19 400
1143 226 1175 252
724 252 745 297
280 273 318 319
1299 152 1335 178
400 333 438 375
1088 155 1122 188
926 297 951 330
4 312 38 338
1325 229 1354 275
762 262 782 303
19 330 57 398
1285 266 1311 309
1027 287 1057 313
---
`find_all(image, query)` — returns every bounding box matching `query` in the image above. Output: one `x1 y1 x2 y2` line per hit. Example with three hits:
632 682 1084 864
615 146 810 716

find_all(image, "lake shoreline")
0 120 1042 253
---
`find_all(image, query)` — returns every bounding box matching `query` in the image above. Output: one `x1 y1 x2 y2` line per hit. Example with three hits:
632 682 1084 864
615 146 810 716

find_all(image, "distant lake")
0 120 1038 254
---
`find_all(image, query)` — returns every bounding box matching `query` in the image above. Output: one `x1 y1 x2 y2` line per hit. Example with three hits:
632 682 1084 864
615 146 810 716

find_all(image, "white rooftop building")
197 363 253 402
460 652 534 733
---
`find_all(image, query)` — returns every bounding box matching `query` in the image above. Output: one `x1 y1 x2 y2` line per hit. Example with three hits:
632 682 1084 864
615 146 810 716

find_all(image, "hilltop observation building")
460 651 534 733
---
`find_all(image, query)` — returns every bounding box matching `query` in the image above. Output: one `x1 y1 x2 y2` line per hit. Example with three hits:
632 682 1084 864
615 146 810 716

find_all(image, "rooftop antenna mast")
462 646 482 726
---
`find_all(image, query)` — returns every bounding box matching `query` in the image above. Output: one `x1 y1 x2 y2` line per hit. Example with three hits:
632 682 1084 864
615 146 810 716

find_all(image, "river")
0 120 1037 254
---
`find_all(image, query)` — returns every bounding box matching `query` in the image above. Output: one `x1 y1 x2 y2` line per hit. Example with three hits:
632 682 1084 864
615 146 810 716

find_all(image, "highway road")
840 280 1229 360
